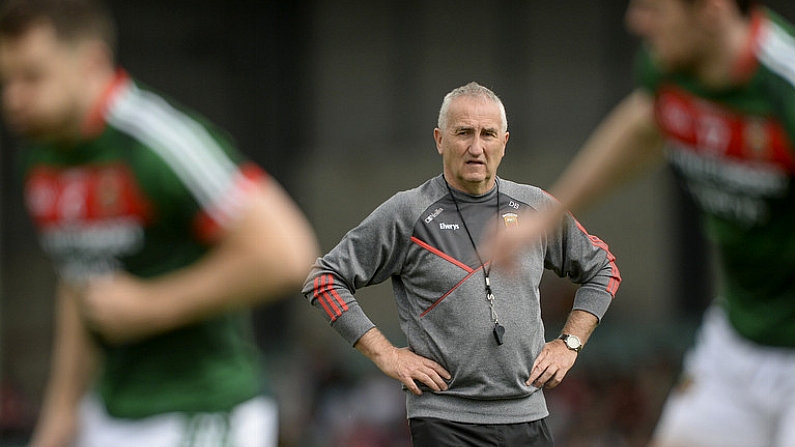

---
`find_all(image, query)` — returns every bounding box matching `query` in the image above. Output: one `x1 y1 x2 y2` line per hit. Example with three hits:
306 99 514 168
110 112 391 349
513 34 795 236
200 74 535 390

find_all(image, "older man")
302 82 620 447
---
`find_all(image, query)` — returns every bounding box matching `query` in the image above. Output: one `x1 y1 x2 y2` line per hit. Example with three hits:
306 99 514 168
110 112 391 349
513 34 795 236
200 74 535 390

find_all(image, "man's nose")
468 135 485 155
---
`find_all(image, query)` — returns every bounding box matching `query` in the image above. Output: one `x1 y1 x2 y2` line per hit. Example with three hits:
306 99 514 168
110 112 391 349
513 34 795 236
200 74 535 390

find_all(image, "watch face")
563 335 581 350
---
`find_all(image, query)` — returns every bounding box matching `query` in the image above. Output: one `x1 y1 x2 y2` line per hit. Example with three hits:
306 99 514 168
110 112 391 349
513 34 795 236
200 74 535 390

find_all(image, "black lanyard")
443 177 506 345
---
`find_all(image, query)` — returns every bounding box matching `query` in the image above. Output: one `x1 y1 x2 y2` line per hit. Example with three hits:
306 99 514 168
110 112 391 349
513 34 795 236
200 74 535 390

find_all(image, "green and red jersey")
21 71 267 418
636 9 795 347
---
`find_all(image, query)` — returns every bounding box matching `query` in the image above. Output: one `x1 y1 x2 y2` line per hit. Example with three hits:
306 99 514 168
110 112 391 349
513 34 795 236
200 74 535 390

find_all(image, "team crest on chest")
502 212 518 228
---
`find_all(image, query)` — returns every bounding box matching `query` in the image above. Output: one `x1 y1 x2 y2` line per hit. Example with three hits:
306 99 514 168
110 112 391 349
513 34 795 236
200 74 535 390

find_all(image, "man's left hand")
526 339 577 389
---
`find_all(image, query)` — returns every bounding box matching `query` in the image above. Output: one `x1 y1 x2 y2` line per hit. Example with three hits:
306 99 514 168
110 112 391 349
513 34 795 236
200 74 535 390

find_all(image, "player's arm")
550 88 663 213
81 177 319 344
29 282 100 447
491 89 662 265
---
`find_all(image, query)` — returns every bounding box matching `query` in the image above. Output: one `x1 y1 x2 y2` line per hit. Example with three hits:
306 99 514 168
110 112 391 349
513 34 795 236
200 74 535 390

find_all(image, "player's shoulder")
107 78 235 150
498 177 556 211
757 9 795 77
763 8 795 38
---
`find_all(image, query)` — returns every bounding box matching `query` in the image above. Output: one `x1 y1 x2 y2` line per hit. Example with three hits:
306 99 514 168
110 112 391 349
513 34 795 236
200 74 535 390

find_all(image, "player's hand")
378 346 451 396
527 339 577 389
78 273 159 344
487 207 564 271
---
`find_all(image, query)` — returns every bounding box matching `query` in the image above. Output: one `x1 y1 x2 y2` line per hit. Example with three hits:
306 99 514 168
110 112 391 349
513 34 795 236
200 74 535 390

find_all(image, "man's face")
434 96 509 195
625 0 709 73
0 21 86 141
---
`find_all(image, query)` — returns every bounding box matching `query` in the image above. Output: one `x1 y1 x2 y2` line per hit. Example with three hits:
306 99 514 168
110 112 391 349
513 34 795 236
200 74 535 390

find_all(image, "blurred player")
491 1 795 446
0 1 319 446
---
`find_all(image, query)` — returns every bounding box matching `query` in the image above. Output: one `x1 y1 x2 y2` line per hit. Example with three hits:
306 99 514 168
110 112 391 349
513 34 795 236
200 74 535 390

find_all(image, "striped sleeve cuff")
328 303 376 346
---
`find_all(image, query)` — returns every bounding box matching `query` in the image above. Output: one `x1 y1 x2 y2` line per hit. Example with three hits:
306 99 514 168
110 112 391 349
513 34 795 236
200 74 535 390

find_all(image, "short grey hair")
437 82 508 133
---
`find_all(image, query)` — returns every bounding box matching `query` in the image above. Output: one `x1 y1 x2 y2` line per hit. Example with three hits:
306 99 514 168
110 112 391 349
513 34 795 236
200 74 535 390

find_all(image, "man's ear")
433 127 444 155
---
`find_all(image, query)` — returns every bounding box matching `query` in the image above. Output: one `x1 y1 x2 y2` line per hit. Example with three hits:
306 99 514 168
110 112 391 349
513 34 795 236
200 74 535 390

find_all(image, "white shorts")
74 394 278 447
651 306 795 447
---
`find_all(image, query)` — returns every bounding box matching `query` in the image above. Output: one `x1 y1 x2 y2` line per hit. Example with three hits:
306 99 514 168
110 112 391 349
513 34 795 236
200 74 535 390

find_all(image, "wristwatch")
559 334 583 352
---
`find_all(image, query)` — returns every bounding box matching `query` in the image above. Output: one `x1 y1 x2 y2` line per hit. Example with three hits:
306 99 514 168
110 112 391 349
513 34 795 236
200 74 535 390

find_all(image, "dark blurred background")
3 1 795 446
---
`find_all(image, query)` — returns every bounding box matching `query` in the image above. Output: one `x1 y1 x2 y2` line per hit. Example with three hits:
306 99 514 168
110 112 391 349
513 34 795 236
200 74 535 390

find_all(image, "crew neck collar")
439 175 499 202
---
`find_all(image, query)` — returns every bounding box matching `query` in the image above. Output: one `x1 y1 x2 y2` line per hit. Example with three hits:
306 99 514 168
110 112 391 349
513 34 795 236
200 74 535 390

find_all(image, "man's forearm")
560 309 600 346
354 327 396 367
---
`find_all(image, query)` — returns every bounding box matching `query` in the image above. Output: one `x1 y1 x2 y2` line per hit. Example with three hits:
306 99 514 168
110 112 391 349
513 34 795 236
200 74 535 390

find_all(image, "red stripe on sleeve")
326 275 349 312
573 218 621 297
321 275 343 320
314 274 349 322
313 276 337 321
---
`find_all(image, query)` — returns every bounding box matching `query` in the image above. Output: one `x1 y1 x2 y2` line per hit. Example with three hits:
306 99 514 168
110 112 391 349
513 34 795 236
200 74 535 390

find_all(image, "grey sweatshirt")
302 175 620 424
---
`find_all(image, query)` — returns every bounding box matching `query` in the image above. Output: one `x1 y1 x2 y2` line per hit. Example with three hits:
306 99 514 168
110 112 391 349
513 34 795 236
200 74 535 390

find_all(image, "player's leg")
229 395 279 447
649 375 767 447
771 347 795 447
649 306 772 447
775 403 795 447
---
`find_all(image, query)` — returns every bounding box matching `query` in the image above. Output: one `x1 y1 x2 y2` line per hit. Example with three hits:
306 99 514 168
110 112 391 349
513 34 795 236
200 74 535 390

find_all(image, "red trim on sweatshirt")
314 274 349 322
572 217 621 297
410 236 474 273
420 266 486 318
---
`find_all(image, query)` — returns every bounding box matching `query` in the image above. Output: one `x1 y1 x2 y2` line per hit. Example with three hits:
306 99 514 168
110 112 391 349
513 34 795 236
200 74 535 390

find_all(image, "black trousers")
409 417 554 447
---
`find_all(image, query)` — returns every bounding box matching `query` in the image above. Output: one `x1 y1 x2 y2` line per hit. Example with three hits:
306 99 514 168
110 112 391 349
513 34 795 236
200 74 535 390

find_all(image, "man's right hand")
355 328 451 395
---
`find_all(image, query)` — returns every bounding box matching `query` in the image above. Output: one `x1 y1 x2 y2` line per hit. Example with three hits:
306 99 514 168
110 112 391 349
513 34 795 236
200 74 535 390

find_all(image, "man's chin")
461 171 489 184
461 175 494 190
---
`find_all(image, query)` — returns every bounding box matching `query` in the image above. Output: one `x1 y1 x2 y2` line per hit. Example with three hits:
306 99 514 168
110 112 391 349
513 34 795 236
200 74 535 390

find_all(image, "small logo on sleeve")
439 222 460 230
